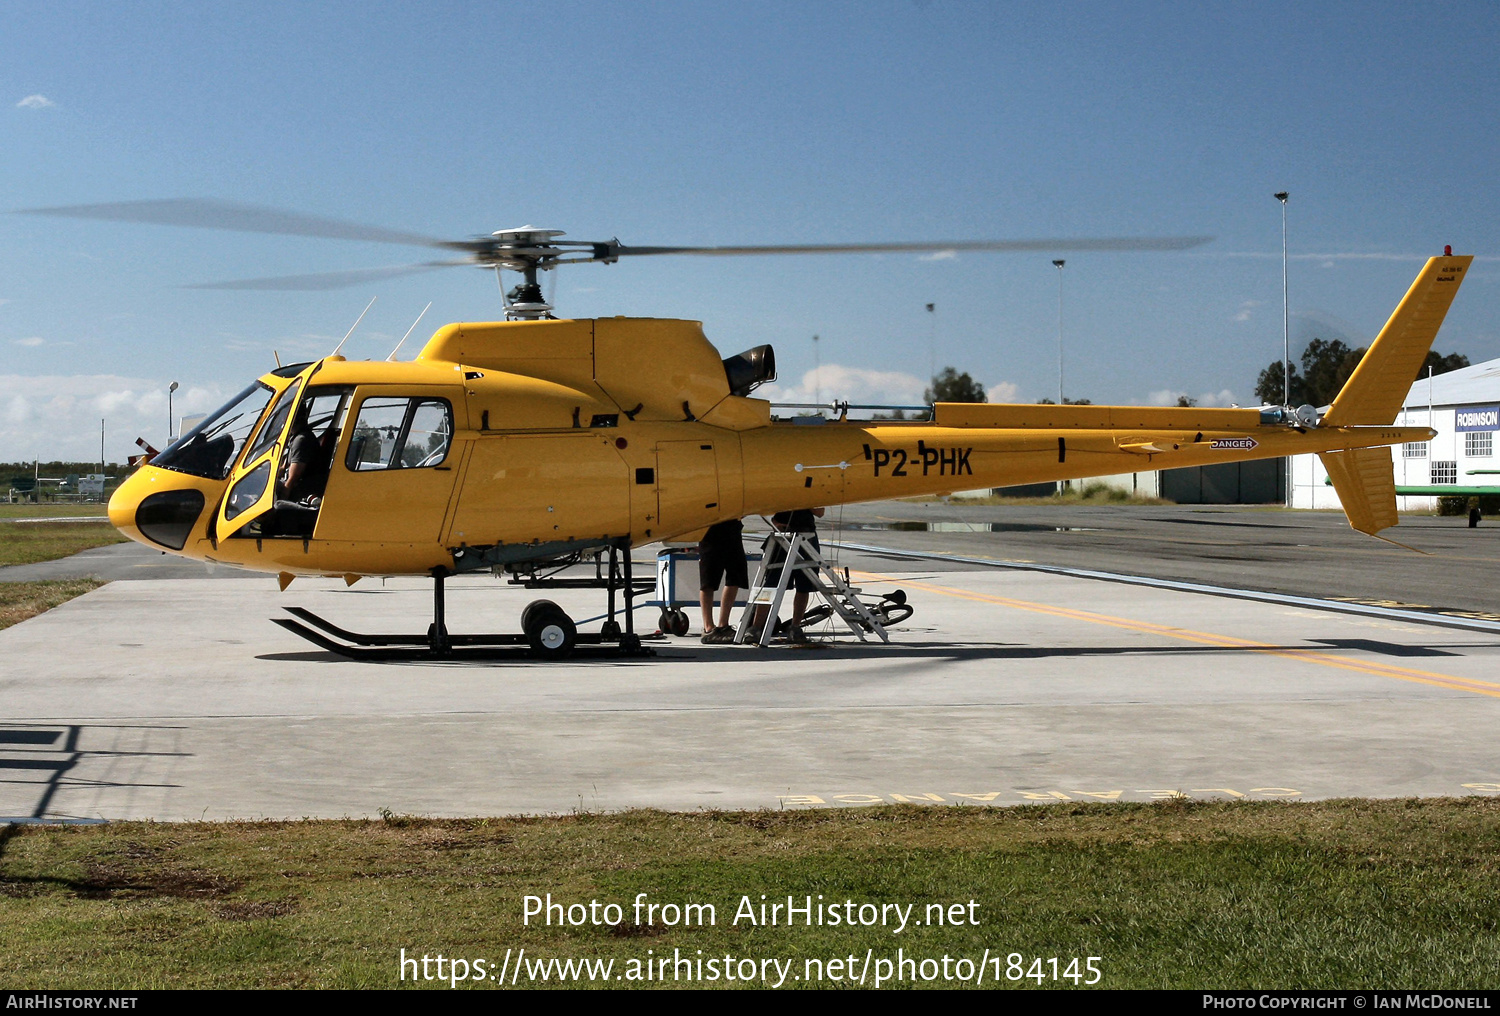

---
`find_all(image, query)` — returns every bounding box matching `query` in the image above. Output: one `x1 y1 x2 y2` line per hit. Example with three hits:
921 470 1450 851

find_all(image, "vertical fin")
1322 255 1471 426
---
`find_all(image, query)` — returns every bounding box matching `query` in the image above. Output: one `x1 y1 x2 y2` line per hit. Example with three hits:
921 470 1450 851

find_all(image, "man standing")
762 507 824 643
697 518 748 643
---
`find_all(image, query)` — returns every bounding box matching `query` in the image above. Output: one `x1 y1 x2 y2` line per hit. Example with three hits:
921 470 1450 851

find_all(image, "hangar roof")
1401 356 1500 410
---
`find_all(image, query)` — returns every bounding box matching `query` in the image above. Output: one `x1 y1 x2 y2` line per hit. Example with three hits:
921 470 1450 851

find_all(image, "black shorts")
699 532 749 591
764 534 819 593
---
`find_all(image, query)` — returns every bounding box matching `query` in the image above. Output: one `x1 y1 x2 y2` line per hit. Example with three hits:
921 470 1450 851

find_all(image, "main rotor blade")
184 261 467 291
612 236 1213 257
16 199 454 249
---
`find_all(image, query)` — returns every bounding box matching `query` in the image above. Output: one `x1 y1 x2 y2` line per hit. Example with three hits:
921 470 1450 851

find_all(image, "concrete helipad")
5 532 1500 821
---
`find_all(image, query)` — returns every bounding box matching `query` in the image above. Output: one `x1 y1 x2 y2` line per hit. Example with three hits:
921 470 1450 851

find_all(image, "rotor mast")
483 228 569 320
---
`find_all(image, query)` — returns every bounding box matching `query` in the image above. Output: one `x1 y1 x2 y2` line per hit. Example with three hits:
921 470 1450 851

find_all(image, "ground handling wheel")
522 599 560 634
658 608 691 636
524 604 577 659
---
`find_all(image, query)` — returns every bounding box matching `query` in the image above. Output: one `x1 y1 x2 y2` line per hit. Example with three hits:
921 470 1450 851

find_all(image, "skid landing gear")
273 544 658 661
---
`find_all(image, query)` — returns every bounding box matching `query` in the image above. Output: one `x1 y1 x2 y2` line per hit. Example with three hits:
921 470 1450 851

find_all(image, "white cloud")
759 363 927 407
1233 300 1260 323
5 395 31 426
917 249 957 262
1148 388 1239 408
16 94 55 109
12 337 45 347
0 374 230 461
986 381 1020 403
758 364 1025 412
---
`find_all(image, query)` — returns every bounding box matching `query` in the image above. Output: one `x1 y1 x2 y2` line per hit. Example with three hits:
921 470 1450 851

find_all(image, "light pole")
925 303 936 383
167 381 179 443
1052 260 1066 404
1274 191 1290 507
1274 192 1289 406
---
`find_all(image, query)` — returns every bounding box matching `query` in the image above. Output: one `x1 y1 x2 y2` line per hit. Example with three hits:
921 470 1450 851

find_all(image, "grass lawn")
0 579 105 630
0 503 111 520
2 799 1499 989
0 507 126 568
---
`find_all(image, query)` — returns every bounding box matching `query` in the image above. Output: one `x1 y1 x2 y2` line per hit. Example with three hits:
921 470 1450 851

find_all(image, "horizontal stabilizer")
1320 447 1398 539
1323 255 1471 427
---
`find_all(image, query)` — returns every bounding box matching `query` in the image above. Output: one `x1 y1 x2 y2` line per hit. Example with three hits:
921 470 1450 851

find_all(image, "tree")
1422 349 1470 378
1175 395 1197 408
924 367 986 405
1035 397 1093 405
1255 341 1468 407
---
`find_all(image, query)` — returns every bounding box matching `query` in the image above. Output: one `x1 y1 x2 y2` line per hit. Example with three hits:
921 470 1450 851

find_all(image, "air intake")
723 345 776 397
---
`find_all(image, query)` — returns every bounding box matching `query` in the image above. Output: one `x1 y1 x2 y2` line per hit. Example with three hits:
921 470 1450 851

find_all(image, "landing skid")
273 612 656 661
282 606 530 647
273 543 658 661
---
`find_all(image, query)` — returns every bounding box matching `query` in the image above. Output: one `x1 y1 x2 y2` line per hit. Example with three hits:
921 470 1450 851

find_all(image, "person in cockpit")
279 408 333 507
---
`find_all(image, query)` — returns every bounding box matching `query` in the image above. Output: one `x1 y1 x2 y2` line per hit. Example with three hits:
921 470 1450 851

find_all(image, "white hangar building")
1291 356 1500 511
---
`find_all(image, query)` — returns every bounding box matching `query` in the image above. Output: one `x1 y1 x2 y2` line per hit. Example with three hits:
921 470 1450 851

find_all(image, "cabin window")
345 397 453 472
277 385 353 506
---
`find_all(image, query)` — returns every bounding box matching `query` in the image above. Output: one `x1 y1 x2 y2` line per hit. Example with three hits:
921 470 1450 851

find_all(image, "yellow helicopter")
24 202 1466 658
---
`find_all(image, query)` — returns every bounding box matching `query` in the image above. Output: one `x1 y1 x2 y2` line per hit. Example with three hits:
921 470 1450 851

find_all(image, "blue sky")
4 1 1499 460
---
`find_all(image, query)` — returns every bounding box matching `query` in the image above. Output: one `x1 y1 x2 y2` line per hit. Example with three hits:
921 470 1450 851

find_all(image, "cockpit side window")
152 381 275 481
345 397 453 472
243 379 303 466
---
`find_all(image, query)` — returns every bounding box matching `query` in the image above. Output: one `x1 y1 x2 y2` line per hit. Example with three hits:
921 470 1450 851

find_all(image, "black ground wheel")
524 605 577 659
521 599 561 633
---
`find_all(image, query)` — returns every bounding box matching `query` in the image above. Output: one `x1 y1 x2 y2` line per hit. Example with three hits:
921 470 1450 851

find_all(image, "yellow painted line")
854 571 1500 700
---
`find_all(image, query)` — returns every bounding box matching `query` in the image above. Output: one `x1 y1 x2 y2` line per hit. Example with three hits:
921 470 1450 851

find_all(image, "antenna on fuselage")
330 296 377 357
387 302 432 361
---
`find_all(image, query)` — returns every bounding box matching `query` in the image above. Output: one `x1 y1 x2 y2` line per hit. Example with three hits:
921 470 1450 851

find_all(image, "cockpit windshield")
152 381 276 480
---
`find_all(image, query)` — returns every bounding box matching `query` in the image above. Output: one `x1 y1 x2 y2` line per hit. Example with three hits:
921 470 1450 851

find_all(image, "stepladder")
732 531 907 646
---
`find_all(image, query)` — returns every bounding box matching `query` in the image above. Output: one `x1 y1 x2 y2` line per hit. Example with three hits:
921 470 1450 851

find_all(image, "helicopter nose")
109 467 211 552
